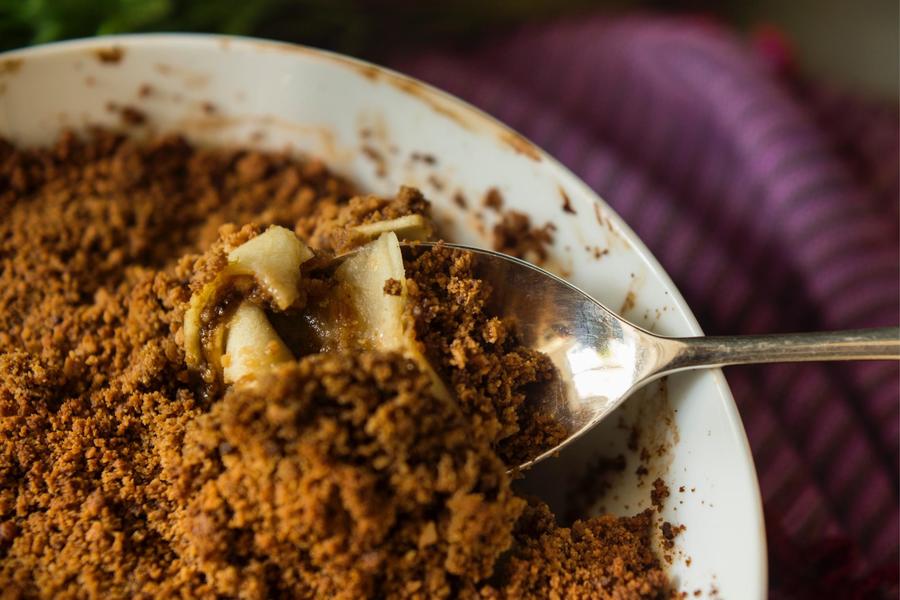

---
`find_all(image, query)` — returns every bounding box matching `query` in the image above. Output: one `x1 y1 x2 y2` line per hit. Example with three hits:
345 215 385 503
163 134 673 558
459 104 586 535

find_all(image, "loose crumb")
96 46 124 64
428 174 445 190
560 187 576 214
410 151 437 165
361 144 387 177
105 101 147 125
120 105 146 125
483 186 504 211
492 210 555 264
660 521 686 550
383 277 402 296
651 478 671 510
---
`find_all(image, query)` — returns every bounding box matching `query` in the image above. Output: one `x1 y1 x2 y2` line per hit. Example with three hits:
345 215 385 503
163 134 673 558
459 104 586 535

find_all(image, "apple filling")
183 225 314 385
184 221 446 394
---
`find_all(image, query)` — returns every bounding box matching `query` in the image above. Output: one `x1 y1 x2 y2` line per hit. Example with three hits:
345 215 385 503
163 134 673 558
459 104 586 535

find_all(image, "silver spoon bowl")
399 243 900 471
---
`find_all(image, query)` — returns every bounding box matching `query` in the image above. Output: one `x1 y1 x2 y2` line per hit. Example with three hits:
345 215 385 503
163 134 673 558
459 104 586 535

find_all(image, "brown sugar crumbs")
0 130 673 599
482 186 504 212
383 277 403 296
402 244 566 465
482 503 671 599
652 477 671 510
660 521 686 551
492 209 555 265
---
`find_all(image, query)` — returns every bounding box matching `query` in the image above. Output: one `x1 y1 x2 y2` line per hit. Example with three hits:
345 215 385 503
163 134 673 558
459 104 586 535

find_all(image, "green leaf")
97 0 171 35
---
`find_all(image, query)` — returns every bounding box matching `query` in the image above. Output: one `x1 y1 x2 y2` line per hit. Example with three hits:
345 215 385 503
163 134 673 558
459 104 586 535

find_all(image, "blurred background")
1 0 897 100
2 1 897 598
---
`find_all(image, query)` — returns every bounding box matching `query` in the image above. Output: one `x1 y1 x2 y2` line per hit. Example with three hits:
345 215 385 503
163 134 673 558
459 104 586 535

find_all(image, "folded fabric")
393 14 899 597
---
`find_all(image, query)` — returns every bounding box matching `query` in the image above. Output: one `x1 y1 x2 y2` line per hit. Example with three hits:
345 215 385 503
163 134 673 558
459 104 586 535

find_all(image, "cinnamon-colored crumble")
303 185 429 254
169 354 522 598
481 503 671 599
383 277 403 296
403 245 566 465
660 521 686 551
483 187 504 212
651 478 671 511
492 210 555 264
0 130 672 599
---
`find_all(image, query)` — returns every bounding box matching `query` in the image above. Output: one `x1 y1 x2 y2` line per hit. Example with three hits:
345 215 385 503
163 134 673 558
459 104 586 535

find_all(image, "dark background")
1 0 897 100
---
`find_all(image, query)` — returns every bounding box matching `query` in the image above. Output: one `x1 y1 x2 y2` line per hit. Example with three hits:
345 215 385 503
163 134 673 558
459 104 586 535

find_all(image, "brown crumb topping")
483 503 672 599
403 244 566 464
303 185 431 253
168 353 522 598
0 130 673 599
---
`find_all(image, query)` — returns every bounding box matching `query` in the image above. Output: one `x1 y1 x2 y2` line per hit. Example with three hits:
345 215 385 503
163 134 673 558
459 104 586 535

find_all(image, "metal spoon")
399 242 900 471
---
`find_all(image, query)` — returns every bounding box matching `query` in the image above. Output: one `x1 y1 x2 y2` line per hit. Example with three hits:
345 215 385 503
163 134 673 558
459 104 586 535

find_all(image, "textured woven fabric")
392 15 899 597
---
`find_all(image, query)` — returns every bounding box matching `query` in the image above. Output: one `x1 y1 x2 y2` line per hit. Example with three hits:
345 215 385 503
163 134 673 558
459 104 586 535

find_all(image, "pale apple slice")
184 226 313 369
335 232 450 399
228 225 314 310
334 231 407 352
352 214 432 242
222 301 294 384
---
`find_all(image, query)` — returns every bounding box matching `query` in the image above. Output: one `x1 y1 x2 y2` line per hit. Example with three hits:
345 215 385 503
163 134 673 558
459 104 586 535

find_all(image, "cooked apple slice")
335 232 450 399
183 295 204 368
222 301 294 384
184 226 313 369
228 225 314 310
352 214 432 242
335 231 407 351
183 272 226 368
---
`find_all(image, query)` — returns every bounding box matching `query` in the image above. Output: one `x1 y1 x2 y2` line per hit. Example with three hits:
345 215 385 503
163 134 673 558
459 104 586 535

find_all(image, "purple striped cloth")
391 14 899 598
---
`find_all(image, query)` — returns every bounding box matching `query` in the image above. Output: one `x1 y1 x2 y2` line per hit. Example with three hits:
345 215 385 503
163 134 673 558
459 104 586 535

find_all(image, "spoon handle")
658 326 900 374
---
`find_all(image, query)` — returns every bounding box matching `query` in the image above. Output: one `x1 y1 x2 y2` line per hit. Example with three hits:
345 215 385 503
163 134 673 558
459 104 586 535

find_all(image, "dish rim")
1 33 768 597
